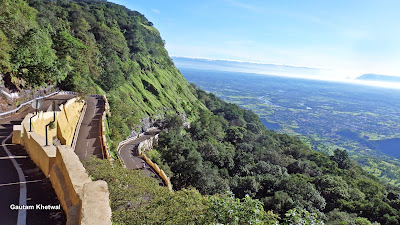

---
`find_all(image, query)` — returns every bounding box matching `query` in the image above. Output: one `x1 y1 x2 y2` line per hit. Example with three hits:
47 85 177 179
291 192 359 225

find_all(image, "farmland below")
179 66 400 187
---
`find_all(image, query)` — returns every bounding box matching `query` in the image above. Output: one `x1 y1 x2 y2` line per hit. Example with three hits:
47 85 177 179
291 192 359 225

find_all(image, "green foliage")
2 1 400 224
283 208 324 225
314 175 350 210
206 192 279 225
156 86 400 223
84 157 279 224
161 114 184 131
0 30 12 71
0 0 38 42
332 149 352 170
0 0 38 74
0 0 203 150
12 28 60 86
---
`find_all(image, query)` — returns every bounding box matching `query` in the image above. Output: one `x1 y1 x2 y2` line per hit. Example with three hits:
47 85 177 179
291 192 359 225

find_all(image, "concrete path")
118 130 165 187
74 96 105 161
0 94 74 225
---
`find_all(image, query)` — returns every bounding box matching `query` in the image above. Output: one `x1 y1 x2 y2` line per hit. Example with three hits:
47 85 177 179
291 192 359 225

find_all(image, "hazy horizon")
109 0 400 79
173 56 400 90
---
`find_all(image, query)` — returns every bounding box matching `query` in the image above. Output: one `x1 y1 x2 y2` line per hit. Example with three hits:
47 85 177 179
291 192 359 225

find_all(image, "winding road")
1 91 164 223
74 96 106 161
118 129 165 187
0 94 75 225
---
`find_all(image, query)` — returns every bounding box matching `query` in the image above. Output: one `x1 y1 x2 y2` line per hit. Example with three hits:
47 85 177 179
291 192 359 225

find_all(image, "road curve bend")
118 130 165 187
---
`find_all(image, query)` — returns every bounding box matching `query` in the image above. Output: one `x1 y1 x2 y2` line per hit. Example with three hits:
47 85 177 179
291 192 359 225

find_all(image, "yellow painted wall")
12 103 112 225
57 98 84 146
19 115 57 176
50 145 91 216
30 98 84 146
31 111 58 145
139 140 172 190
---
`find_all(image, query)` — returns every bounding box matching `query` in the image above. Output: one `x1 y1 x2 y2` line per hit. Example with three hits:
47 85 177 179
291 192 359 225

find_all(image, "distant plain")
180 67 400 186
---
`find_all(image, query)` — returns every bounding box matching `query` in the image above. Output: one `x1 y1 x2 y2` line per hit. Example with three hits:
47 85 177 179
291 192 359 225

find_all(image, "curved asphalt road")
118 130 165 187
0 94 75 225
74 96 106 161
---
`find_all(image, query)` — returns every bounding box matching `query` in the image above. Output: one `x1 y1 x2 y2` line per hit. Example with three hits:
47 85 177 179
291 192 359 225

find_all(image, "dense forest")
0 0 204 148
150 86 400 224
1 0 400 224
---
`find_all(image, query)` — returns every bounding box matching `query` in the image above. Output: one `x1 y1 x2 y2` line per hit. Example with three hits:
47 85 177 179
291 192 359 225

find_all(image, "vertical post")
45 124 49 146
35 99 38 115
29 116 33 132
45 100 59 146
29 112 37 132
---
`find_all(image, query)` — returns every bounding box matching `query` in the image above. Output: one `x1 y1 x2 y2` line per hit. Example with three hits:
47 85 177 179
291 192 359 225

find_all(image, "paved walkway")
118 130 165 186
0 94 74 225
74 96 105 161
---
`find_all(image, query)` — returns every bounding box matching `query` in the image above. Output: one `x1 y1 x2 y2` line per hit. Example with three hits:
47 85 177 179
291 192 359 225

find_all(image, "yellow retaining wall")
137 136 172 191
97 95 111 160
12 101 112 225
32 111 58 145
100 111 110 159
15 115 57 176
50 145 91 215
80 180 111 225
30 98 84 146
57 98 85 146
103 95 111 116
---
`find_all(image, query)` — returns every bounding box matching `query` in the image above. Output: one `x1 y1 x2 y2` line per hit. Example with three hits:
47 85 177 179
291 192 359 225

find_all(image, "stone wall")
12 100 112 225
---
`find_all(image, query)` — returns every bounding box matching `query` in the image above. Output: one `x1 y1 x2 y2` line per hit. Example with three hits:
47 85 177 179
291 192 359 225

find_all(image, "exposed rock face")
140 115 153 132
0 89 16 112
130 112 188 137
0 85 56 112
130 114 163 137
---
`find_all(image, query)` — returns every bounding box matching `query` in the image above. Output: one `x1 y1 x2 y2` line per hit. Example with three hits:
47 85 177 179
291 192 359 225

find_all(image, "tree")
162 114 183 131
206 192 278 225
283 208 324 225
226 126 246 143
0 30 11 71
314 175 350 210
11 28 60 86
331 149 351 169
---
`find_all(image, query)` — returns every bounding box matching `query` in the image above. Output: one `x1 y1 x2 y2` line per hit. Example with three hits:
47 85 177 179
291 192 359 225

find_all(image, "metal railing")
0 91 59 118
0 91 78 118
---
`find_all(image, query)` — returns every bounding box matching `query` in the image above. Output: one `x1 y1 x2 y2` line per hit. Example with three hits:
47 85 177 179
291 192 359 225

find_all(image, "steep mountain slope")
154 87 400 224
0 0 203 146
1 0 400 224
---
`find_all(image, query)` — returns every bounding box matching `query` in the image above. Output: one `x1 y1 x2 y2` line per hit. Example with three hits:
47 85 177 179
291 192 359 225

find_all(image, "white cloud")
151 8 160 14
222 0 260 12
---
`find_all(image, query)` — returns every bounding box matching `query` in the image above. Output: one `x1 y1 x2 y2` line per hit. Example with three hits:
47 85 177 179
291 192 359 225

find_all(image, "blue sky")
109 0 400 78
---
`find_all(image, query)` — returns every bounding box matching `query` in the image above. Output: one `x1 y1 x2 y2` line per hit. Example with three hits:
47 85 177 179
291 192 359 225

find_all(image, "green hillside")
0 0 203 147
153 87 400 224
1 0 400 224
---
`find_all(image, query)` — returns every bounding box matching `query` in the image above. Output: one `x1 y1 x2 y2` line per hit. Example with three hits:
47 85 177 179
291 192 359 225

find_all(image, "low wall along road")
13 97 112 225
74 95 110 161
29 98 84 147
118 128 172 190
